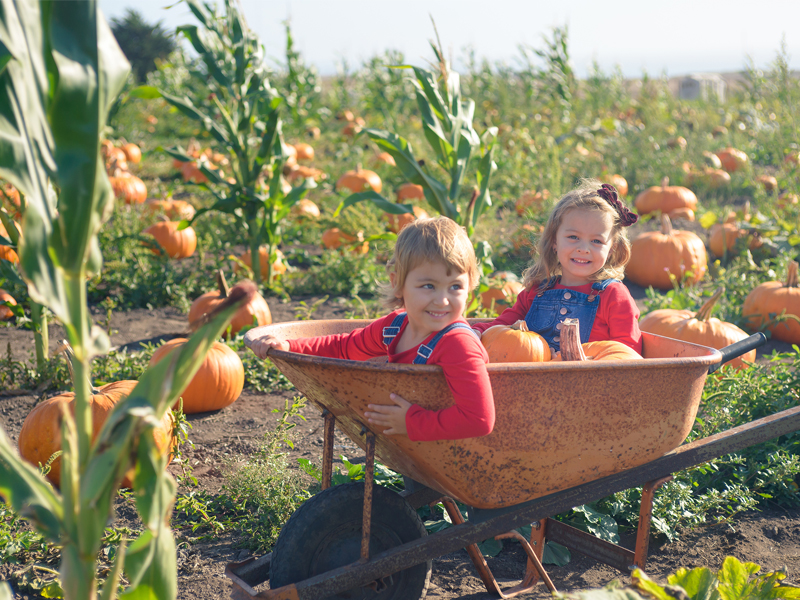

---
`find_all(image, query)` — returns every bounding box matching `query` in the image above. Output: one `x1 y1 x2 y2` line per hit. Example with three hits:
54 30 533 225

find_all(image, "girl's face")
552 208 615 286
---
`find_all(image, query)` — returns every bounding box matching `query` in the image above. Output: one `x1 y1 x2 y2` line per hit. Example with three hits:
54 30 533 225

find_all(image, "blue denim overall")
382 312 477 364
524 277 619 354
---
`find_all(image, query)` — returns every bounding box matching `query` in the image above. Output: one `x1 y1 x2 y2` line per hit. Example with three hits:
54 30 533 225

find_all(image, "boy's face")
391 260 470 336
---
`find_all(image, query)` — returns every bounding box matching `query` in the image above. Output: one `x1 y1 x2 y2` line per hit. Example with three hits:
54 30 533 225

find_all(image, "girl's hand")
365 393 411 436
249 334 290 359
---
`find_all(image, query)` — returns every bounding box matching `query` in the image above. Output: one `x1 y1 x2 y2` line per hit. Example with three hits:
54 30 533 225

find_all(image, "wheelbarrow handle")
707 332 767 374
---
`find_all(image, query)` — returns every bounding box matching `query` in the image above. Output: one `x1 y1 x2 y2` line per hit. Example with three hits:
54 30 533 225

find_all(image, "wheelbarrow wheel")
270 481 431 600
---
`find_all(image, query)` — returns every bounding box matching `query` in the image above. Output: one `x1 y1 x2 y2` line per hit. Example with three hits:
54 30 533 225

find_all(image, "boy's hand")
249 334 290 359
365 393 411 436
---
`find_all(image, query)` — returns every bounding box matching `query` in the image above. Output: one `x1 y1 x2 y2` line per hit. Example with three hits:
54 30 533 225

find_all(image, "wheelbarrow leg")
321 409 335 490
633 476 672 569
442 500 557 597
361 429 376 561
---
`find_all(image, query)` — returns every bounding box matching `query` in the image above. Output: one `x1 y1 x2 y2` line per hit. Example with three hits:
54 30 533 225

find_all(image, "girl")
474 180 642 355
248 216 495 441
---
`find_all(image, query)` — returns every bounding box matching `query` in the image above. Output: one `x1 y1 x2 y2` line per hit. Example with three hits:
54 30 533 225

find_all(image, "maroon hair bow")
597 183 639 226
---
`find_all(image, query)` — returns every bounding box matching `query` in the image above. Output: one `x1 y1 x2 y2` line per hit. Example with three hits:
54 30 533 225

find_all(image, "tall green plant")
154 0 314 288
335 38 498 247
0 2 250 599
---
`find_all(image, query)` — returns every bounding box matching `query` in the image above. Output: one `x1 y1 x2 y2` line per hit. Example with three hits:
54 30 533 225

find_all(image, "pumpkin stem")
511 320 530 332
216 269 230 298
695 288 724 322
786 261 799 288
56 340 100 394
659 213 673 236
559 318 587 361
660 176 669 189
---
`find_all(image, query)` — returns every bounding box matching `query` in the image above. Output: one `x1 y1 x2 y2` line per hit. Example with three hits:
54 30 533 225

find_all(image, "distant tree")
111 9 176 83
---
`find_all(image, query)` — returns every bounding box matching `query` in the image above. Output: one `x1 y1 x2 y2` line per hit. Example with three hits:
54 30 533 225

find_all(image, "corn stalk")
335 41 498 248
151 0 314 289
0 2 251 599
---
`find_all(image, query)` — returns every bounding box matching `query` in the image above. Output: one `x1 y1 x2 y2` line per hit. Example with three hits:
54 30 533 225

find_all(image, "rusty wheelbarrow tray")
226 321 796 600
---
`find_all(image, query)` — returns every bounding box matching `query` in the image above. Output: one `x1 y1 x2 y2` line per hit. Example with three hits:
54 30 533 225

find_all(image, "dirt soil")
1 287 798 600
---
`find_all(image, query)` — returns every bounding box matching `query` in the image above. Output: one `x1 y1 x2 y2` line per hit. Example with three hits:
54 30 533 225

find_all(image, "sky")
98 0 800 79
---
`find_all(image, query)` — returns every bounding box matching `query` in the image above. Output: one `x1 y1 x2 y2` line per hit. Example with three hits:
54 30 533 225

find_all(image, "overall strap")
413 322 478 365
383 312 407 346
536 276 560 297
587 278 621 302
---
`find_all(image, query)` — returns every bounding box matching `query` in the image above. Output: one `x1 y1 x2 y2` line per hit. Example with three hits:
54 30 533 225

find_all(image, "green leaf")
477 537 503 557
634 569 681 600
128 85 161 99
542 540 571 566
669 566 720 600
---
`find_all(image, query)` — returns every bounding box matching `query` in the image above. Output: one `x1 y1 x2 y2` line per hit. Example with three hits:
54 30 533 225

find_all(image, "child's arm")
598 284 643 353
471 287 534 335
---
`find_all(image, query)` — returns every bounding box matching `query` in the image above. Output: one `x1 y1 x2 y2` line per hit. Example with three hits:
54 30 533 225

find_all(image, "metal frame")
226 404 800 600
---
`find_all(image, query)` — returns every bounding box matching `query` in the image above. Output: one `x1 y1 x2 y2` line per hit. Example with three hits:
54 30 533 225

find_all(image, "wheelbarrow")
225 320 798 600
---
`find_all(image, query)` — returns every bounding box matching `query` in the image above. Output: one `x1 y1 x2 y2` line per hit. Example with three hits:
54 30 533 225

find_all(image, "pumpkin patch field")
2 3 800 600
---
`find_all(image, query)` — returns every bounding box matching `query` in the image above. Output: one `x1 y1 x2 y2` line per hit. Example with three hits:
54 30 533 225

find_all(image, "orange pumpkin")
715 147 748 173
1 182 22 219
396 183 425 202
667 207 695 221
306 126 321 140
603 174 628 197
121 143 142 164
625 214 707 290
291 198 321 219
686 168 731 189
634 177 698 216
742 260 800 344
702 151 723 169
150 339 244 413
342 117 365 137
144 199 196 221
384 206 429 234
784 151 800 166
17 380 174 489
236 246 287 279
756 175 777 192
336 166 382 194
667 137 687 151
374 152 396 167
480 277 524 310
552 318 643 362
515 190 549 216
777 193 799 209
708 223 762 258
143 221 197 259
0 289 16 320
480 320 550 363
188 270 272 336
639 288 755 370
286 165 326 183
0 240 19 264
109 173 147 204
292 143 314 162
321 228 369 254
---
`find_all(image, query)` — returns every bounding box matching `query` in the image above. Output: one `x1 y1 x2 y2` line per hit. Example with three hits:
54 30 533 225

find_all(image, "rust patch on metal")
321 409 335 490
361 431 376 561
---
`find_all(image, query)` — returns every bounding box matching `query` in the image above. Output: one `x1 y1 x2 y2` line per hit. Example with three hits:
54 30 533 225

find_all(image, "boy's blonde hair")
522 179 632 289
383 216 479 310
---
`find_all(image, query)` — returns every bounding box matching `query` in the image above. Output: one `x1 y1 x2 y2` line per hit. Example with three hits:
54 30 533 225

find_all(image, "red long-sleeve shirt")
288 311 495 442
473 281 643 353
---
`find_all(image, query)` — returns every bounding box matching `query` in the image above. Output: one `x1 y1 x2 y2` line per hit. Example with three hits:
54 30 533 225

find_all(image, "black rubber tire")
270 482 431 600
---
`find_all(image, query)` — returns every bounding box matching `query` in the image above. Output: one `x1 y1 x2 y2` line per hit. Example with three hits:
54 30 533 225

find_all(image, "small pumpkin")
686 168 730 189
336 166 382 194
639 288 755 370
292 143 314 161
384 206 429 234
667 207 695 221
1 182 22 219
708 223 762 257
374 152 396 167
553 318 643 362
321 228 369 254
306 126 321 140
0 289 16 320
784 151 800 166
150 339 245 413
342 117 365 137
109 173 147 204
480 276 524 310
480 320 550 363
515 190 550 216
777 193 799 209
712 126 728 138
143 220 197 259
634 177 698 216
291 198 321 219
17 379 174 488
667 137 687 151
625 214 707 290
756 175 777 192
0 239 19 264
396 183 425 202
236 246 287 279
121 142 142 164
715 147 748 173
286 164 326 183
144 199 196 221
742 260 800 344
188 270 272 336
603 174 628 197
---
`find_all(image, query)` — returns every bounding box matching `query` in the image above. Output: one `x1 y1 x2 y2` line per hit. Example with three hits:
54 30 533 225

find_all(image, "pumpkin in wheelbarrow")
246 318 724 509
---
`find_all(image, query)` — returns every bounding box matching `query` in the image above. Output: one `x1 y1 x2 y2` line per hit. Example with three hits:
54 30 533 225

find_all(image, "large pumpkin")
626 214 707 290
384 206 429 234
336 166 382 194
708 223 762 258
236 247 287 280
17 380 174 489
715 147 748 173
396 183 424 202
121 142 142 164
0 289 16 320
109 173 147 204
321 228 369 254
189 270 272 336
143 221 197 259
634 177 698 216
150 339 244 413
639 288 755 370
480 320 550 363
291 198 321 219
292 143 314 162
742 261 800 344
553 319 643 362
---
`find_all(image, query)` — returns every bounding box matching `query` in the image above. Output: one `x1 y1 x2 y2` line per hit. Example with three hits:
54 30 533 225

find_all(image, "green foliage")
110 9 176 83
278 20 321 124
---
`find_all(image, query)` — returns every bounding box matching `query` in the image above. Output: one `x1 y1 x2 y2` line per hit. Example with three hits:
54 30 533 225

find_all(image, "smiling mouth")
571 258 591 264
426 310 449 317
